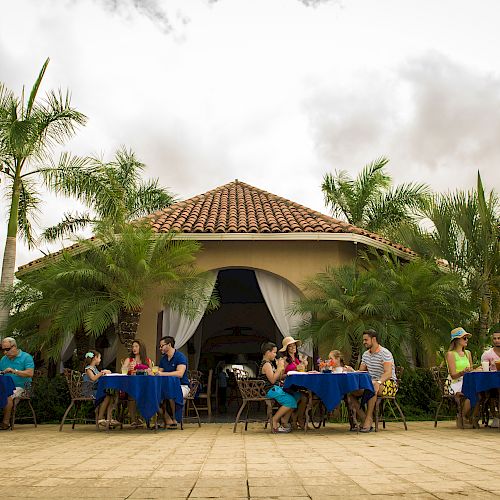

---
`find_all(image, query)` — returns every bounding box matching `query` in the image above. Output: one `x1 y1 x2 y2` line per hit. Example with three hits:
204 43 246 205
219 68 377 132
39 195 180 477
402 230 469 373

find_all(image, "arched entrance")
191 269 283 376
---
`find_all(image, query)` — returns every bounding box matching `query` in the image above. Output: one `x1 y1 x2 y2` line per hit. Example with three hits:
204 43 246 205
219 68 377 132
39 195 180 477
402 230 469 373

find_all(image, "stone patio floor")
0 421 499 499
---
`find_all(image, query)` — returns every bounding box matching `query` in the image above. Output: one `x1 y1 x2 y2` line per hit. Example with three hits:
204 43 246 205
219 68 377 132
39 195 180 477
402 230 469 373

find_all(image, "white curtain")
162 271 218 349
255 270 312 356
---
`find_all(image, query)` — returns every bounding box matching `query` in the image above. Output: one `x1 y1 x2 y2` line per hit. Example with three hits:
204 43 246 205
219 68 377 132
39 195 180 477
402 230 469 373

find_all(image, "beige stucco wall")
118 239 356 366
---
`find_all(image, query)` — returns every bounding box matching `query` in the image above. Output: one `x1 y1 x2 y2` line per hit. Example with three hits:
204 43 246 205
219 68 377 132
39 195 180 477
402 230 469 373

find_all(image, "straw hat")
279 336 302 352
450 327 472 340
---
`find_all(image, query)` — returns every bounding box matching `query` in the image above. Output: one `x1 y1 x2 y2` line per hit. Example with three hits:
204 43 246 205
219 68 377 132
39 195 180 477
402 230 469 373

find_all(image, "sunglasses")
2 346 14 352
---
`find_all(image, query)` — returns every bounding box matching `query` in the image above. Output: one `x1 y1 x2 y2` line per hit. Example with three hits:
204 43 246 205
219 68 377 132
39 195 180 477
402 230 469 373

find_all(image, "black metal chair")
59 369 98 431
430 366 464 427
233 379 273 433
181 378 201 429
10 370 41 430
374 366 408 431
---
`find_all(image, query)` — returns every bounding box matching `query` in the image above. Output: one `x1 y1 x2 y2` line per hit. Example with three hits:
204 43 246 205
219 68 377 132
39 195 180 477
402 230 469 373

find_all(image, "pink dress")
285 356 300 373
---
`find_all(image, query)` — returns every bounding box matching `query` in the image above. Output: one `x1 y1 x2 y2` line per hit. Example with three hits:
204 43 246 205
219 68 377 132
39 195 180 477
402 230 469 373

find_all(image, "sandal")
359 426 374 433
166 423 178 430
0 422 11 430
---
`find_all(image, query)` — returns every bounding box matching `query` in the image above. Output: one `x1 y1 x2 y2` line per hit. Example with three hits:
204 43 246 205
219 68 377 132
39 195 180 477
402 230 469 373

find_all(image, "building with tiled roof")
18 180 414 376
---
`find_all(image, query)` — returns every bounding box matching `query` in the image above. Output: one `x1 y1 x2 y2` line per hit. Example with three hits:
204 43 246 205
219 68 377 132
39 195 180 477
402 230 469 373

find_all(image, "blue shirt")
159 350 189 386
0 350 35 388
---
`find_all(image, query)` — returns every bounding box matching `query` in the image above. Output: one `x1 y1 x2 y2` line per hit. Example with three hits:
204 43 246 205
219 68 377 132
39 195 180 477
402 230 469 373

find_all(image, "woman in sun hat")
280 336 303 373
280 336 308 429
445 327 473 426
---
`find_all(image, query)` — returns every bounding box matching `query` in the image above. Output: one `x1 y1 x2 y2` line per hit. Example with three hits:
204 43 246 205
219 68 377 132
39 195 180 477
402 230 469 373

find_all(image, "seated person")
158 336 189 429
259 341 301 434
479 331 500 427
329 350 354 372
82 350 114 427
481 331 500 371
347 329 396 432
281 336 302 373
120 340 153 428
280 337 307 428
446 327 473 427
0 337 34 430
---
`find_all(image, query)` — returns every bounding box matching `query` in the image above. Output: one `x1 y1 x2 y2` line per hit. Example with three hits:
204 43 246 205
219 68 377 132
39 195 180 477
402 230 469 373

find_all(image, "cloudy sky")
1 0 500 268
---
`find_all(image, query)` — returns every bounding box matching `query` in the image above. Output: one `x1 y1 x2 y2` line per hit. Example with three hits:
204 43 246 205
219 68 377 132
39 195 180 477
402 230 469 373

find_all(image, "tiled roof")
17 180 414 274
145 180 415 255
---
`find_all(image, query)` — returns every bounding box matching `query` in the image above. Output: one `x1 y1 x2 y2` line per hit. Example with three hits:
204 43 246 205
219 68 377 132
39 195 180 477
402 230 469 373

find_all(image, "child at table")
82 350 115 427
328 350 354 372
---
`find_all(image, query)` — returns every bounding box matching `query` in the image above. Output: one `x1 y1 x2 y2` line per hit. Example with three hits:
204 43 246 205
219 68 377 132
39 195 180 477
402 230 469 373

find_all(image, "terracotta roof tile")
145 180 415 255
17 180 415 273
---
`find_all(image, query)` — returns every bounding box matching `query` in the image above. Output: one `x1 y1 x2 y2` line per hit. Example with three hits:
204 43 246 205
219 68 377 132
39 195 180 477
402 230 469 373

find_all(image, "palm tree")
292 252 471 366
397 173 500 343
0 58 87 331
41 147 175 241
322 157 430 238
3 223 217 359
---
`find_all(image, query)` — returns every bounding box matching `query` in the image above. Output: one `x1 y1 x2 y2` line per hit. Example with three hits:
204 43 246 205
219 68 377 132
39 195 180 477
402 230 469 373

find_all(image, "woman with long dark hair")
120 339 153 428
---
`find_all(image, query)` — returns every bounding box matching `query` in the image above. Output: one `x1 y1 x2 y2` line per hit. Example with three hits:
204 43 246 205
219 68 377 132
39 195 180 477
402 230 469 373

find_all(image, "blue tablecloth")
96 375 184 421
284 372 375 411
0 375 16 408
462 371 500 408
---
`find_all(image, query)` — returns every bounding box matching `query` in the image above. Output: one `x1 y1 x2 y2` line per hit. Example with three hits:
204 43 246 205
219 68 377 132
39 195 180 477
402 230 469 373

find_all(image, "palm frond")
41 212 94 242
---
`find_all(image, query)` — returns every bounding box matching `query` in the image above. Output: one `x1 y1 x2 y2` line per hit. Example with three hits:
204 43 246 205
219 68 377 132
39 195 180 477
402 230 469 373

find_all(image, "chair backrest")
63 368 90 399
430 366 454 397
237 379 267 399
188 370 202 382
186 378 200 399
20 369 42 399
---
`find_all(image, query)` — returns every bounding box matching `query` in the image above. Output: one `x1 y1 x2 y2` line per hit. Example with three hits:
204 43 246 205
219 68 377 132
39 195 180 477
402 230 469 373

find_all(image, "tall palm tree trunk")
117 309 142 351
479 292 492 344
0 177 21 333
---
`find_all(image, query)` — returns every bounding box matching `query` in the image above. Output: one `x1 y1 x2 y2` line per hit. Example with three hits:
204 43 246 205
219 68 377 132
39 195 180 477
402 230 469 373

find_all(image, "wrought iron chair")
181 378 201 429
430 366 464 427
233 379 273 433
59 368 98 431
188 370 202 382
374 366 408 431
10 370 41 430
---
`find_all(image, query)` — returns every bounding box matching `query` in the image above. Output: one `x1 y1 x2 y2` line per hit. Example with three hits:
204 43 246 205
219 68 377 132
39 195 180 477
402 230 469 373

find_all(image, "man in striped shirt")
347 329 396 433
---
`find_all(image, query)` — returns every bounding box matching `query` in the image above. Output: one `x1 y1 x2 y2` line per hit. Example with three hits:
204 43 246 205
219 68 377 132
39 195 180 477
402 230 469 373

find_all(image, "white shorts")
181 385 190 399
12 387 24 398
449 378 463 395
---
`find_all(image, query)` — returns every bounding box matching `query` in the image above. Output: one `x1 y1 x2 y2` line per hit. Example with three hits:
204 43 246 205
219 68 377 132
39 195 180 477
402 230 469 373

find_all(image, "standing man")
0 337 35 430
158 336 189 428
481 331 500 371
347 329 396 432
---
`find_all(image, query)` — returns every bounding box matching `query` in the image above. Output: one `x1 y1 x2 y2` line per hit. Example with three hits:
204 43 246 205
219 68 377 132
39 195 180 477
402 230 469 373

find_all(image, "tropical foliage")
3 223 217 359
41 147 175 240
293 251 472 367
397 173 500 343
0 58 87 331
322 157 430 238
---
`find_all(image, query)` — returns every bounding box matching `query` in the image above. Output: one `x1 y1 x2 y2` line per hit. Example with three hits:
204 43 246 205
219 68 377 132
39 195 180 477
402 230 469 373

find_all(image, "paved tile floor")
0 421 498 499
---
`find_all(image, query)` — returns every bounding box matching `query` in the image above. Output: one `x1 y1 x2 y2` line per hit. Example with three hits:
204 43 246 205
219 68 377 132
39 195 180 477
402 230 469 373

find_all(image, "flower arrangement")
317 357 336 371
134 363 149 371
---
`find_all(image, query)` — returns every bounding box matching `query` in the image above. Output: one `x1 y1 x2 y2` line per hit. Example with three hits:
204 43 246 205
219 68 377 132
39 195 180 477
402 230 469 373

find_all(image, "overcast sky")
1 0 500 269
